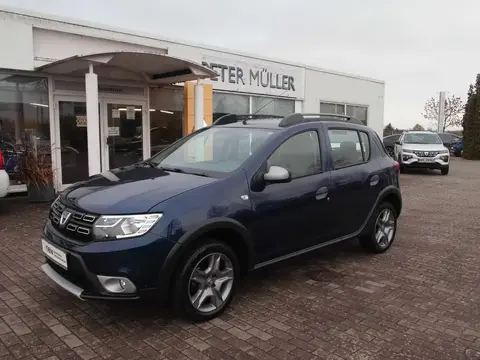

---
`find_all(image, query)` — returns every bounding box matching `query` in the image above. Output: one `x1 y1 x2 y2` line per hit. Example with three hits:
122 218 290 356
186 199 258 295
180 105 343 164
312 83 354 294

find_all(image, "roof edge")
0 5 385 84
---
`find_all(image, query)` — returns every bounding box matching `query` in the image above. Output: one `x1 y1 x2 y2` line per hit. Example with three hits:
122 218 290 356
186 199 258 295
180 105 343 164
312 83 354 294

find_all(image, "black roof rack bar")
278 113 364 127
213 113 283 126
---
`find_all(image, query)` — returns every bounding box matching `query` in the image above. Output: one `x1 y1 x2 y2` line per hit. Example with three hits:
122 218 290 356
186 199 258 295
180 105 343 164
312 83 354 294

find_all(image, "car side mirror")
264 166 291 183
395 141 401 145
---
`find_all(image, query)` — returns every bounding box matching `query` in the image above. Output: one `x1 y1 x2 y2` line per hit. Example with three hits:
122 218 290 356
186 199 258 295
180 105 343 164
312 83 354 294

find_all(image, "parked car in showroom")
0 150 10 198
393 131 450 175
40 113 402 321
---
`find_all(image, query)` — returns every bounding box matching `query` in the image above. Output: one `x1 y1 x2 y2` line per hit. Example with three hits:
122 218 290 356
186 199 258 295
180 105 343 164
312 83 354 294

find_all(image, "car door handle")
370 175 379 187
336 179 349 186
315 186 329 200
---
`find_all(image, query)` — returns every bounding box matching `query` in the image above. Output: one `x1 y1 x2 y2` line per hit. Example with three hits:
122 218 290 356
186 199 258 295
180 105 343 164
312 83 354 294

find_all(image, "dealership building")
0 7 385 193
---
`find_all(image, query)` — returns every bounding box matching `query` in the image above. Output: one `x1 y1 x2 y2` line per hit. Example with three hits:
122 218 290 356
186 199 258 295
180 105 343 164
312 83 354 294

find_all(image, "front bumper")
400 152 449 169
41 221 174 301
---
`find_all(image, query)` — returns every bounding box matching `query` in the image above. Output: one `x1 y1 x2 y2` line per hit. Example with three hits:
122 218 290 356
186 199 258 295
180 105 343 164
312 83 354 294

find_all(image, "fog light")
97 275 136 294
402 155 412 161
440 155 449 162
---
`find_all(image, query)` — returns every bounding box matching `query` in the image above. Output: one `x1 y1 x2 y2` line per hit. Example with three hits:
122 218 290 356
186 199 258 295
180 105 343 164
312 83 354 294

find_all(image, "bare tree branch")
421 95 464 132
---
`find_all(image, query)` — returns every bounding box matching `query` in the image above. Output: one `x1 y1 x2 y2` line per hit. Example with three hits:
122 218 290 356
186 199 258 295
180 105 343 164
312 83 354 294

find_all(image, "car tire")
173 239 239 322
441 167 449 175
359 202 398 254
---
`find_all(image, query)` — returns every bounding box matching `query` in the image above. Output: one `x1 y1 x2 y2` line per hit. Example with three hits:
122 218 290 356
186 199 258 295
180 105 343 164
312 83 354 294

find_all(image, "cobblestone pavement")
0 158 479 360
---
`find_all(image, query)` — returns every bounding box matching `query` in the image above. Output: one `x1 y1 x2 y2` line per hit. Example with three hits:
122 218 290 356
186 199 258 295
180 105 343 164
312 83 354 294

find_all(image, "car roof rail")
213 113 283 126
278 113 364 127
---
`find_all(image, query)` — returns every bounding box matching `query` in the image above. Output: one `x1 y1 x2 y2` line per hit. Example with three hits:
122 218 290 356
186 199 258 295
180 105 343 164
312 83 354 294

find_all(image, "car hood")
403 144 447 151
61 165 216 214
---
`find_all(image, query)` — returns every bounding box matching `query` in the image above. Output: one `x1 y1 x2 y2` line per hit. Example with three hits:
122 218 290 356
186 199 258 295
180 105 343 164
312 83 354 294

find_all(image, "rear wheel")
359 202 397 254
173 240 239 322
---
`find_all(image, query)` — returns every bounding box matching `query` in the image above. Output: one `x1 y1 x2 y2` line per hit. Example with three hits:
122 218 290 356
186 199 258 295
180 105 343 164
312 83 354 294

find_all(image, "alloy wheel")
188 253 234 313
374 208 395 248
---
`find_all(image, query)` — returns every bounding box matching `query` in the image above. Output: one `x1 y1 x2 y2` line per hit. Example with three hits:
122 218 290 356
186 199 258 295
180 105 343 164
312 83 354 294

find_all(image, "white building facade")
0 7 385 193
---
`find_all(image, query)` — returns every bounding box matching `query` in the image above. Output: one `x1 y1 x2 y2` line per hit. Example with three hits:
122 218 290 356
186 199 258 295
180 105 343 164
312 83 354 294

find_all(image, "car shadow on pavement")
402 169 443 176
87 238 370 325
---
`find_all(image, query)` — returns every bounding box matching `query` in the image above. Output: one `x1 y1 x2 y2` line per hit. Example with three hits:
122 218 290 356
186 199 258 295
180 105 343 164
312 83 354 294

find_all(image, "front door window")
106 104 143 170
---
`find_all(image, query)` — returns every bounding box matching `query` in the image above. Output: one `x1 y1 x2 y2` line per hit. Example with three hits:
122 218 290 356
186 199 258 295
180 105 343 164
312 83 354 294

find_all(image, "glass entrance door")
101 101 147 171
55 98 90 189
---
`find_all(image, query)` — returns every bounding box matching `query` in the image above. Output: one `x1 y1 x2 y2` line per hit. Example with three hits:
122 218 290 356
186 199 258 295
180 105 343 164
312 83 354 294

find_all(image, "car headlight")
402 149 413 153
93 213 163 240
439 149 449 154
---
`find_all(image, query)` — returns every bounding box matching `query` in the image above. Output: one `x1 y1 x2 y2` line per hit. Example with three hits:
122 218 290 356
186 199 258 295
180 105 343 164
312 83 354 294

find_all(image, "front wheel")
441 166 449 175
173 240 239 322
359 202 398 254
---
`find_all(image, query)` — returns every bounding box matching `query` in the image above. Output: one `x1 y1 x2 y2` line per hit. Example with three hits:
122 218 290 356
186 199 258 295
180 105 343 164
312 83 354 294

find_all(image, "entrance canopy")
35 51 218 84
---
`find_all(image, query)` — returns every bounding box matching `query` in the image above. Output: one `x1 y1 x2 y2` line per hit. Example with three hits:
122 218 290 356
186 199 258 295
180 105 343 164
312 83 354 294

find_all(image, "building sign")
200 55 304 99
201 61 296 92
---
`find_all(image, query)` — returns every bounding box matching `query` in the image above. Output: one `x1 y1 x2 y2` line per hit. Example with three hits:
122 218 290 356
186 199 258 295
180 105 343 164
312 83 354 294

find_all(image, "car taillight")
0 151 4 170
393 160 400 174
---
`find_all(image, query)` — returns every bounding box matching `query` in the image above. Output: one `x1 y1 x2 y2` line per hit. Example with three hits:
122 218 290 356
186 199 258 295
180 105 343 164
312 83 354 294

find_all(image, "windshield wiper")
141 159 158 168
188 172 209 177
160 167 209 177
159 166 185 173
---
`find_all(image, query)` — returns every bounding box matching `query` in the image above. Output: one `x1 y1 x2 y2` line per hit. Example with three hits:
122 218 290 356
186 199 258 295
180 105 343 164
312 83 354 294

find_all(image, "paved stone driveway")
0 158 479 360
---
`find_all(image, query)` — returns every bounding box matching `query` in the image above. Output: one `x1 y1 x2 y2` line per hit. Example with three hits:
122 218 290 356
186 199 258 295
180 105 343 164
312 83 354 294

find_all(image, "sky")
1 0 478 130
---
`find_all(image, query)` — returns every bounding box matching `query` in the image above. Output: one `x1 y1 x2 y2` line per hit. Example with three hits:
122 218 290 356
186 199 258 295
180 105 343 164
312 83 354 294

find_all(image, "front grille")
49 198 98 243
413 151 438 157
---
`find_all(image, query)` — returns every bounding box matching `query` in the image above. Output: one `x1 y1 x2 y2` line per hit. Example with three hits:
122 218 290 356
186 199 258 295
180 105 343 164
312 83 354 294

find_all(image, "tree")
412 124 425 131
462 76 480 159
421 94 464 132
383 123 394 136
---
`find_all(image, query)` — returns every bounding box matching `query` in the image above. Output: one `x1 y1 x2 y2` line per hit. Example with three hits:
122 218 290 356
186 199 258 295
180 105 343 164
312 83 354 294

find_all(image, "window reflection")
213 92 249 121
149 87 184 156
0 74 50 185
252 96 294 116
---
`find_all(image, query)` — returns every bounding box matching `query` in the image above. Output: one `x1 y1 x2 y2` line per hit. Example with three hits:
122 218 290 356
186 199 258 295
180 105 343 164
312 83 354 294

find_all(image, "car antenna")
243 88 290 124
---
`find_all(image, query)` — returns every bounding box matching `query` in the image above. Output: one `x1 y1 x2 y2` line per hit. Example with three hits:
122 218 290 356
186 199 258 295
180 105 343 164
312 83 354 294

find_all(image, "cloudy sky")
1 0 478 129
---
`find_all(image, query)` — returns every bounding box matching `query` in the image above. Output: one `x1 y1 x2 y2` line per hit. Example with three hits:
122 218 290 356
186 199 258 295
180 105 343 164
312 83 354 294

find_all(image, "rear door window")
328 129 367 168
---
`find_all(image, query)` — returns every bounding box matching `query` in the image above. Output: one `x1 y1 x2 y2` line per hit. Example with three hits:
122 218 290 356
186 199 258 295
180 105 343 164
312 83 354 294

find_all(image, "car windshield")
148 127 275 176
404 133 442 144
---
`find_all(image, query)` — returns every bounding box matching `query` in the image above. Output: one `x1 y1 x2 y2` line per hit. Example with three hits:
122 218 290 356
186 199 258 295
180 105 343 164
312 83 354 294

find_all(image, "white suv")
393 131 450 175
0 150 10 197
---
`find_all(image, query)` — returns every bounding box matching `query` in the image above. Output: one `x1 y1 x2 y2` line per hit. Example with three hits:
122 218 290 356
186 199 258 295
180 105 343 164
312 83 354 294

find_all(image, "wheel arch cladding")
381 191 402 218
163 219 254 283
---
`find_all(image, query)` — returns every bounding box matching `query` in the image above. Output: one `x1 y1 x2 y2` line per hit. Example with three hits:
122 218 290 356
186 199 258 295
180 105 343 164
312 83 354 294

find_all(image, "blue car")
41 113 402 321
452 140 464 157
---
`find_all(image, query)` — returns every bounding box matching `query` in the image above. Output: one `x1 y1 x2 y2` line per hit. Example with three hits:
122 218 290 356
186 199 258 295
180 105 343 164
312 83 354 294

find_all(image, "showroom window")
320 101 368 125
213 92 249 121
0 74 50 186
252 96 295 116
149 86 184 156
213 92 296 120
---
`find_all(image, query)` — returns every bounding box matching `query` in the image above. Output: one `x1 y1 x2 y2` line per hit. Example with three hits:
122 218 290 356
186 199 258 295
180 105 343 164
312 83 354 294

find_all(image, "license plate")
418 158 435 163
42 239 68 269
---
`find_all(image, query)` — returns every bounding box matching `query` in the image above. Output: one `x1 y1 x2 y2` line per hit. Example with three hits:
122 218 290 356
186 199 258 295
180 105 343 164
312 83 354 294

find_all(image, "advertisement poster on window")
76 116 87 127
126 106 135 120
